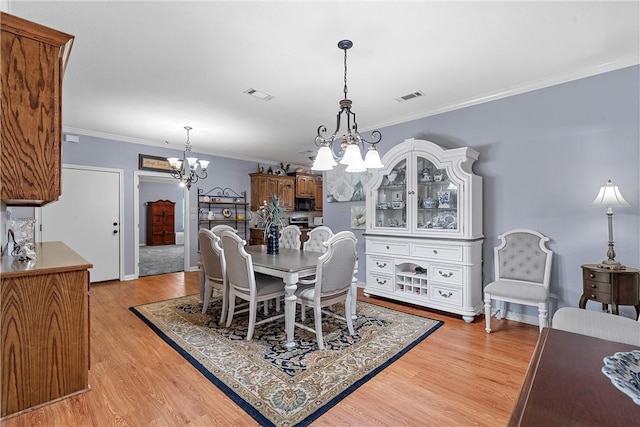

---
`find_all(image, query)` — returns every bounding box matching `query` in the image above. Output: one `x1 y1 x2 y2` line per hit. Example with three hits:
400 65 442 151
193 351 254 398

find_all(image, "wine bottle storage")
395 263 428 296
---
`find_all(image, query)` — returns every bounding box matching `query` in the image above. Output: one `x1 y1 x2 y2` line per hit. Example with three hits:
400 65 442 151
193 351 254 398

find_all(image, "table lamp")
591 179 629 269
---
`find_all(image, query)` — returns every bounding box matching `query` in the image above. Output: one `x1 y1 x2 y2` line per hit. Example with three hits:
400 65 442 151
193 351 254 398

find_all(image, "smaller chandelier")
312 39 384 173
167 126 209 190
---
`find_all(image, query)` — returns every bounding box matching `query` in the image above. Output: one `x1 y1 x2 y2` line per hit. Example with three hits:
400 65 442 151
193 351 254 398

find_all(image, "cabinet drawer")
367 256 394 275
366 271 393 291
583 288 611 304
429 264 464 285
368 240 410 256
583 269 611 284
583 280 611 294
429 284 463 306
413 244 463 262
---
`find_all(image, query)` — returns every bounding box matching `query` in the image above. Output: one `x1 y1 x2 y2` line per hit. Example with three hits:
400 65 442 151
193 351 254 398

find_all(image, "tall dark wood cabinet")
0 12 74 206
146 200 175 246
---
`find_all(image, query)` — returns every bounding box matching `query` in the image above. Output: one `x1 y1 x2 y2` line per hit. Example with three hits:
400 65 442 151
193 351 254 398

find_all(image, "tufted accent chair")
303 226 334 253
279 225 302 249
484 228 553 333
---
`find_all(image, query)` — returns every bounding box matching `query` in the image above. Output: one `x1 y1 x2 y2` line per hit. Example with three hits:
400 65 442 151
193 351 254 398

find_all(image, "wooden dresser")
146 200 176 245
1 242 92 419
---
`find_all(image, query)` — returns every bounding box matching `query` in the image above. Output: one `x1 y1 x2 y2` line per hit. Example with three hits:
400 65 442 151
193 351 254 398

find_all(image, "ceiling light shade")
591 179 630 270
363 145 384 169
167 126 208 190
312 39 383 173
311 145 338 171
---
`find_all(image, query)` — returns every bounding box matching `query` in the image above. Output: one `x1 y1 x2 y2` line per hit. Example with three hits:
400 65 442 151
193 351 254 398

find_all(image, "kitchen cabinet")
1 242 92 418
315 176 323 211
292 172 317 198
364 138 483 322
146 200 175 246
0 12 74 206
249 173 294 211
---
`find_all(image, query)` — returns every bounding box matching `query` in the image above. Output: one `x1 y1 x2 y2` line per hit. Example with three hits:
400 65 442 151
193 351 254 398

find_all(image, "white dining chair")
294 231 357 350
221 231 286 340
198 225 237 304
303 226 334 253
279 225 302 249
198 229 228 322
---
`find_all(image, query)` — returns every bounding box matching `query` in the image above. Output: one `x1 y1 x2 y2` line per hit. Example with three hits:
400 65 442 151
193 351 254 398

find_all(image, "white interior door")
41 166 122 282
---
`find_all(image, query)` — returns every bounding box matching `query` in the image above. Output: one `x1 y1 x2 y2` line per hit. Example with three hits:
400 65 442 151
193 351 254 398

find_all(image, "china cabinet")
364 138 483 322
198 187 248 240
0 13 74 206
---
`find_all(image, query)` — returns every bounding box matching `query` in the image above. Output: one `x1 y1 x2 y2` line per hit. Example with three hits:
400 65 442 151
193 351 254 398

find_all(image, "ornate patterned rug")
130 293 443 426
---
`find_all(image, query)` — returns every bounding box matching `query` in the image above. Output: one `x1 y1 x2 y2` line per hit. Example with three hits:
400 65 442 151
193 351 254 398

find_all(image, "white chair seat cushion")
255 275 287 297
552 307 640 346
294 283 315 302
484 279 548 302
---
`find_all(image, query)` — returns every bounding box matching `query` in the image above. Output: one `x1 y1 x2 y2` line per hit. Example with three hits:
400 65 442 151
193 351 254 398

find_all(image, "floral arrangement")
256 194 284 239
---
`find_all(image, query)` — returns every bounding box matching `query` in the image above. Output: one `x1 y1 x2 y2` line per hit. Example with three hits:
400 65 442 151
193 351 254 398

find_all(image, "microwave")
295 198 316 211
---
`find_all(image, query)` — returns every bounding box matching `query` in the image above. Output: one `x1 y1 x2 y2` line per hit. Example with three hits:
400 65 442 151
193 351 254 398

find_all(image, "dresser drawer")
413 244 463 262
368 240 410 256
366 271 393 291
583 279 612 294
429 284 463 307
366 255 394 275
583 269 611 284
429 264 464 285
583 288 611 304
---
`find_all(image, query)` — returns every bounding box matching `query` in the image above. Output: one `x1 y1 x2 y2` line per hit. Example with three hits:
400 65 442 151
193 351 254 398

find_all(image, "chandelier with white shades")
312 40 384 173
167 126 209 190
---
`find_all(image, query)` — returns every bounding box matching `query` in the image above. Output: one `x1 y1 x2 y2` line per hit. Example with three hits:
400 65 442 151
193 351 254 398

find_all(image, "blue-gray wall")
57 65 639 319
325 65 640 318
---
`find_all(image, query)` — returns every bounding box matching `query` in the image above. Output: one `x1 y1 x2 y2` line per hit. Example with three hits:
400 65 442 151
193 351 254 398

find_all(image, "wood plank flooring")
2 272 538 426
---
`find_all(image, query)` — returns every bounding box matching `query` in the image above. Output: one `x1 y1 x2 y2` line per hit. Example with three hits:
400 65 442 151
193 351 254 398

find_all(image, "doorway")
134 171 188 278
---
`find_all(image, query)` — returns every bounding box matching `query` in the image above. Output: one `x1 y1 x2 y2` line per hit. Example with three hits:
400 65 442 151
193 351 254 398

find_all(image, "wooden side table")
579 264 640 318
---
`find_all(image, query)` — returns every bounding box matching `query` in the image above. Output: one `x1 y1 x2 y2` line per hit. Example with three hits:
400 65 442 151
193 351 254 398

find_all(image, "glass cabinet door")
374 158 407 230
415 156 458 231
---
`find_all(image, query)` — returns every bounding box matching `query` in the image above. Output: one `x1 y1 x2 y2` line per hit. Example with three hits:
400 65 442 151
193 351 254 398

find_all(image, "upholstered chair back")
221 231 254 293
279 225 302 249
304 226 334 253
315 231 357 295
496 231 551 287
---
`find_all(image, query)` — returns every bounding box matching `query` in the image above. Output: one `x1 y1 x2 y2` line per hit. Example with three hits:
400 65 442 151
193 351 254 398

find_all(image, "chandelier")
167 126 209 190
312 40 384 173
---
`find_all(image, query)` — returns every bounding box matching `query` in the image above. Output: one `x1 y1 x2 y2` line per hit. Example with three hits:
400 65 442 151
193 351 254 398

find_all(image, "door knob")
113 222 118 226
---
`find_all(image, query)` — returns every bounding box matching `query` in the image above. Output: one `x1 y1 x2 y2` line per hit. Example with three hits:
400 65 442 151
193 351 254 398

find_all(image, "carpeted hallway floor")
139 244 184 277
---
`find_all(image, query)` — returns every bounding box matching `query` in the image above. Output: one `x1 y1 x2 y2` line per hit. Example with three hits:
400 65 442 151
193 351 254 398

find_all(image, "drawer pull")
433 249 438 254
438 290 453 298
386 245 390 250
439 270 453 278
590 273 596 279
590 294 596 299
590 284 596 288
376 278 387 285
376 261 387 268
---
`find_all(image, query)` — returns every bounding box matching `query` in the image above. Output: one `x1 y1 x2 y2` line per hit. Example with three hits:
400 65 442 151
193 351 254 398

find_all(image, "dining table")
245 245 358 350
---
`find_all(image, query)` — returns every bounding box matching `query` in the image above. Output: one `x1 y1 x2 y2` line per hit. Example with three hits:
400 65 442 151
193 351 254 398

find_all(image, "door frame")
134 170 189 278
36 164 125 281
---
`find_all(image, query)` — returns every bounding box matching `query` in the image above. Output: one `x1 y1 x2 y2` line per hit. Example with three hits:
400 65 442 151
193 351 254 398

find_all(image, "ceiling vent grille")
244 88 274 101
396 90 425 103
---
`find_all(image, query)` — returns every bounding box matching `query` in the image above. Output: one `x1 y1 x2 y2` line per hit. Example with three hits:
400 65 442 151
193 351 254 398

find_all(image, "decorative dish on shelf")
202 195 210 202
222 208 232 218
601 350 640 406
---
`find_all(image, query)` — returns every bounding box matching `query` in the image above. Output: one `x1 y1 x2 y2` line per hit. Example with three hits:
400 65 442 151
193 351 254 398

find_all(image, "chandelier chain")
343 47 348 99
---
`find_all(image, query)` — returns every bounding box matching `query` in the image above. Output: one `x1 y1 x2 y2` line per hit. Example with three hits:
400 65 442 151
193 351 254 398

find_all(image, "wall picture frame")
139 154 173 173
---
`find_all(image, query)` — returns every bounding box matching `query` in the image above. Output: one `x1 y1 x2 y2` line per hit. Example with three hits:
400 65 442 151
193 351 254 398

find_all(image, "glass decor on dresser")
364 138 484 322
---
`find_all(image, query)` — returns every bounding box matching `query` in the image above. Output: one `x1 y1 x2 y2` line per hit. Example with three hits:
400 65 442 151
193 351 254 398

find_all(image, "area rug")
139 244 184 277
130 293 443 426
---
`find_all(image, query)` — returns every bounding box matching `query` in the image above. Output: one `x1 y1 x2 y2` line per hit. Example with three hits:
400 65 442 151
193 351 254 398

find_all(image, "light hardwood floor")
2 271 538 426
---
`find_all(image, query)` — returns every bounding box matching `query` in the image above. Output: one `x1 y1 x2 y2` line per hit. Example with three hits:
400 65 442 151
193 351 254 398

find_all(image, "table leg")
284 277 298 350
351 258 358 320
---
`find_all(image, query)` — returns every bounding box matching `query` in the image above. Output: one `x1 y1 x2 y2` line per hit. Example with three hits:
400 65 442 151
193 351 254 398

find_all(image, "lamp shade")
312 145 338 171
591 180 630 208
345 155 367 173
339 143 364 166
363 146 384 169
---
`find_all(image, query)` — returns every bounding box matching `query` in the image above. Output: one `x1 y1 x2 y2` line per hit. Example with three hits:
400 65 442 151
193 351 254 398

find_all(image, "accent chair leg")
538 302 548 332
484 293 492 333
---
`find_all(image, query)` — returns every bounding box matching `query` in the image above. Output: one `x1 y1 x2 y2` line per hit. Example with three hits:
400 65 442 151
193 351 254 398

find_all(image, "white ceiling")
7 1 640 167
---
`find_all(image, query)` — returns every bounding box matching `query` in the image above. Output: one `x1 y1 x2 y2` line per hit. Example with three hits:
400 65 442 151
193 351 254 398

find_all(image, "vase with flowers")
257 195 284 254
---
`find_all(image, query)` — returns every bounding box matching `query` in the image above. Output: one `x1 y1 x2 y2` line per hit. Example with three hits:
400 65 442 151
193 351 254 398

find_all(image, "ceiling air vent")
396 90 425 103
244 88 274 101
